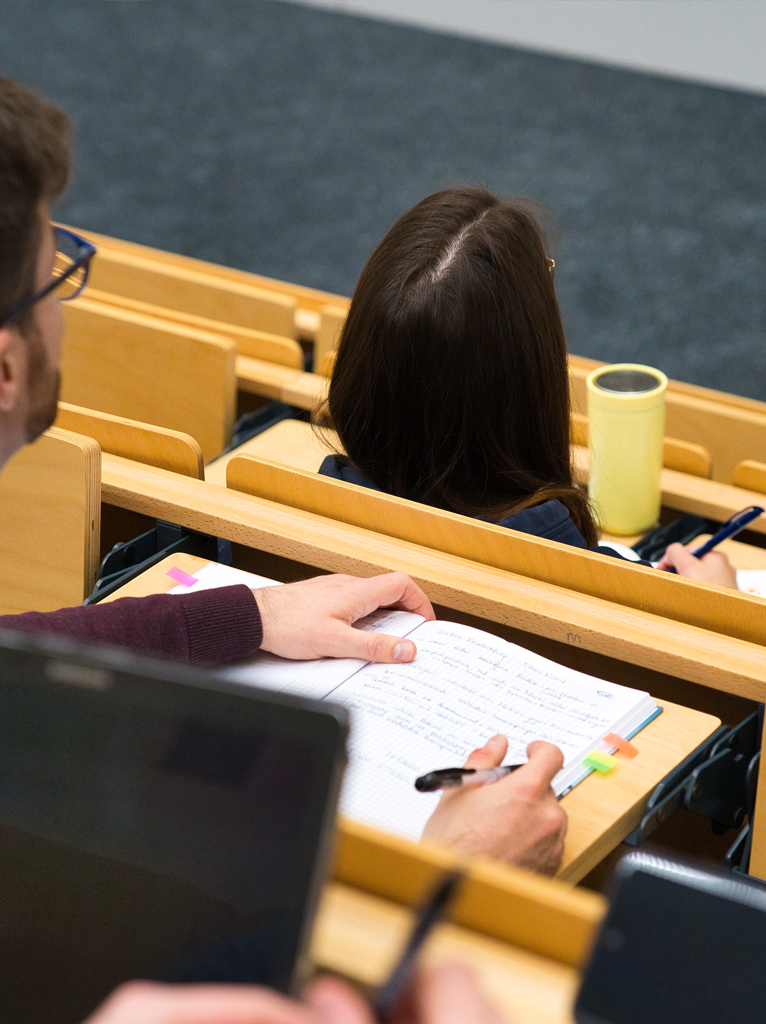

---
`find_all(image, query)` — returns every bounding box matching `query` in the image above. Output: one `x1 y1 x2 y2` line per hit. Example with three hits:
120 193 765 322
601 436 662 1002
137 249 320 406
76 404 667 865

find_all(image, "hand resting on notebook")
83 962 511 1024
254 571 436 662
421 735 567 876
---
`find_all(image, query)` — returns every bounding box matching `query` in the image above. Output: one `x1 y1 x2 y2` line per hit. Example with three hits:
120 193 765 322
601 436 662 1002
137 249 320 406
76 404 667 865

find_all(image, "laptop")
0 629 348 1024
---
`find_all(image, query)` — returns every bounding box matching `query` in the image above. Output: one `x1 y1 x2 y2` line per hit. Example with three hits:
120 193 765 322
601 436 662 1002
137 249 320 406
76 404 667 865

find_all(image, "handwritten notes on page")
330 620 657 841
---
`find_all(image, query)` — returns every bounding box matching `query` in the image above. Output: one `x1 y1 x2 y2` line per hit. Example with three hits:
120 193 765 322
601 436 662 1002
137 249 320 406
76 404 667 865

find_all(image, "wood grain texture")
0 428 100 613
65 223 349 318
225 451 766 648
56 402 203 478
236 354 327 408
84 287 304 368
206 419 335 485
314 883 580 1024
99 461 766 702
85 247 297 338
61 296 237 462
732 459 766 494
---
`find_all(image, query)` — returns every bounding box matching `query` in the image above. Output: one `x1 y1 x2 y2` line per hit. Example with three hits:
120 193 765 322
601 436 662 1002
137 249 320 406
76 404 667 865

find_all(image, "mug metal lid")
594 368 663 394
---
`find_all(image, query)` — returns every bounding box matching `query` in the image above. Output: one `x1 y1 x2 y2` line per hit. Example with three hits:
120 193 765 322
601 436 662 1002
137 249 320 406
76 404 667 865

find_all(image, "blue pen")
663 505 764 572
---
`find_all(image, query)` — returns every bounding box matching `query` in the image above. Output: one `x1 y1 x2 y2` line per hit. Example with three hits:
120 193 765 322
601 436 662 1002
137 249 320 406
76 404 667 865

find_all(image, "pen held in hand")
663 504 764 573
415 764 524 792
372 869 463 1023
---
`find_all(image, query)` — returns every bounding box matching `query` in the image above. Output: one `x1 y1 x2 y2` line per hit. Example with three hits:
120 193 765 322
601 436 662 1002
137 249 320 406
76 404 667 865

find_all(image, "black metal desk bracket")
624 708 763 876
84 521 226 604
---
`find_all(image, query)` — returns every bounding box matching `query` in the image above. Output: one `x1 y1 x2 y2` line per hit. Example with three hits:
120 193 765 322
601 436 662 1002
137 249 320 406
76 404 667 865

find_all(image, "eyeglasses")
0 226 97 328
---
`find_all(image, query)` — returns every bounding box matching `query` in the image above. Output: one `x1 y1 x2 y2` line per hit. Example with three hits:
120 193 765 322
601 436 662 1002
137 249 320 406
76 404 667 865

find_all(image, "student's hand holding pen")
420 735 567 876
82 963 512 1024
657 543 738 588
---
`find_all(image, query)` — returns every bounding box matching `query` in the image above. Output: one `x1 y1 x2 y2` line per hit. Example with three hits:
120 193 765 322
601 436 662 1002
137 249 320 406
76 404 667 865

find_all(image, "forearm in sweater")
0 585 263 666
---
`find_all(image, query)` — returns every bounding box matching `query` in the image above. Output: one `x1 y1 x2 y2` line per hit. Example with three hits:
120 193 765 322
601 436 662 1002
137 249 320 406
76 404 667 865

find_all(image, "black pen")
415 764 524 792
372 870 463 1023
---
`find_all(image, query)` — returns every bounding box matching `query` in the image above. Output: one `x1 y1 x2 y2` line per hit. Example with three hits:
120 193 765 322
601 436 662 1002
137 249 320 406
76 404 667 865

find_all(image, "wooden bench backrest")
67 223 349 315
732 459 766 496
0 428 100 614
61 296 237 462
55 403 204 479
225 452 766 647
85 246 297 338
84 287 303 369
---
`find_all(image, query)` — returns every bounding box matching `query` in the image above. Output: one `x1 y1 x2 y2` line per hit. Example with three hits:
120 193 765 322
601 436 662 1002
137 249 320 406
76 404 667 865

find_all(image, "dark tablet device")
575 852 766 1024
0 629 348 1024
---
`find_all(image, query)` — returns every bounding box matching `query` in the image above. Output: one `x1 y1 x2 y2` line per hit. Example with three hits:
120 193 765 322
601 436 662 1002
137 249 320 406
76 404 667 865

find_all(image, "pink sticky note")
605 733 639 759
166 566 199 588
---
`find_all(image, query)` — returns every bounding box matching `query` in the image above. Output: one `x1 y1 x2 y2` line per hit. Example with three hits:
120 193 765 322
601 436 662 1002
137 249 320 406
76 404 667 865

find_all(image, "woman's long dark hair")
326 187 598 547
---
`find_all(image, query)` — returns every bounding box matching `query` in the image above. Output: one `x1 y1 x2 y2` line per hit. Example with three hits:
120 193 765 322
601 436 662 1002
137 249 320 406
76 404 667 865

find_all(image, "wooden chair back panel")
84 287 303 369
569 356 766 482
0 428 100 614
732 459 766 495
66 224 349 317
62 297 236 463
55 403 204 478
570 412 711 478
86 249 297 338
314 304 348 368
226 453 766 647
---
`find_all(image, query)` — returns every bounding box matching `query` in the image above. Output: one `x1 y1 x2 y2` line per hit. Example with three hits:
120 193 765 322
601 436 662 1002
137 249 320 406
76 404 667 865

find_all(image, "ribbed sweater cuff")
179 585 263 666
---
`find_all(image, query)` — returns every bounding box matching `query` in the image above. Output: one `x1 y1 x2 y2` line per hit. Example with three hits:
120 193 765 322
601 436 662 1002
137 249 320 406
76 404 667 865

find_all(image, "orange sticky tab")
605 733 638 759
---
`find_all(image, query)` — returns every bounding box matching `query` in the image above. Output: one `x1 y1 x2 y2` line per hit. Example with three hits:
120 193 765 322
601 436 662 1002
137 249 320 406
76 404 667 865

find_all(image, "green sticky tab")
584 751 618 773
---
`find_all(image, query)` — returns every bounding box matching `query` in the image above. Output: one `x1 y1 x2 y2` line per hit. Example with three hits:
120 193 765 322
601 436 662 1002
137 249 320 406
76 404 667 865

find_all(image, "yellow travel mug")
586 363 668 535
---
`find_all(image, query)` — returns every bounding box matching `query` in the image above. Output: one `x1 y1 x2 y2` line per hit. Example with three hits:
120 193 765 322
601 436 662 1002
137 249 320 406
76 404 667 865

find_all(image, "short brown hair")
327 187 598 546
0 78 71 326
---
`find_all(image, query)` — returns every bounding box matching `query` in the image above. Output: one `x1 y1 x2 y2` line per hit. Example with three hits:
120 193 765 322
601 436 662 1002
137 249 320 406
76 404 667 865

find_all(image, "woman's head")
328 187 597 545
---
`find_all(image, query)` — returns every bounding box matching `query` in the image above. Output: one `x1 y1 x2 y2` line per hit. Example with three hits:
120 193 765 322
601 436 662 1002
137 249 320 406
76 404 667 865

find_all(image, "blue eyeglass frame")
0 226 97 328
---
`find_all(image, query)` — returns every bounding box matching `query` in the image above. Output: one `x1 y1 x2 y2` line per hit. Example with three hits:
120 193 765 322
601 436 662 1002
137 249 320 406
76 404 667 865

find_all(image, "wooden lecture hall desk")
104 553 720 884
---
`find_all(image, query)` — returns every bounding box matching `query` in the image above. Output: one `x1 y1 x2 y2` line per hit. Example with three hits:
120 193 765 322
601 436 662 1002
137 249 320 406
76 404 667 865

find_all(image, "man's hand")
421 735 567 876
254 572 435 662
82 980 319 1024
308 962 509 1024
82 963 515 1024
657 542 738 588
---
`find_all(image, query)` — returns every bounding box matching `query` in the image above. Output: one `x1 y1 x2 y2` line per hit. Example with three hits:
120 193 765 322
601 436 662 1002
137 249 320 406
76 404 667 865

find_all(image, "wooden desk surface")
106 553 720 884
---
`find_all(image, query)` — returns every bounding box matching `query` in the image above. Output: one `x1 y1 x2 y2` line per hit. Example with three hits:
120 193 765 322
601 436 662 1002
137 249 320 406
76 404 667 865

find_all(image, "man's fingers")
83 981 317 1024
511 740 564 792
306 976 376 1024
355 572 436 621
323 624 418 663
462 734 508 770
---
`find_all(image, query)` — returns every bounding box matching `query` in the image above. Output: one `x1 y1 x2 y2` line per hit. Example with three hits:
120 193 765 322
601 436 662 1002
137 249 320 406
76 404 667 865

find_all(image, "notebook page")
220 609 425 697
336 619 654 840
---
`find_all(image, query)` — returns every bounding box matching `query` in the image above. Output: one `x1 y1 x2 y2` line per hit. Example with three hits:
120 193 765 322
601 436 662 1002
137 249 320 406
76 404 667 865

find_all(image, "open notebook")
171 563 661 841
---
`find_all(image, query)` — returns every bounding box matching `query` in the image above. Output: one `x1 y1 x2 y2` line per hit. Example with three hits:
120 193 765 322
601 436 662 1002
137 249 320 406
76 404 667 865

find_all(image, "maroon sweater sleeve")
0 585 263 667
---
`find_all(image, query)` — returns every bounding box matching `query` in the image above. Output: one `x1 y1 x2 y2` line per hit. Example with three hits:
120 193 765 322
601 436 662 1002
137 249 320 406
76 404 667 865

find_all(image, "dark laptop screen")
0 632 347 1024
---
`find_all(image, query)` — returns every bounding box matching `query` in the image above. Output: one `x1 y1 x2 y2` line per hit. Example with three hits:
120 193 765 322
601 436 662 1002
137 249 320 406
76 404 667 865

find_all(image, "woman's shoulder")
496 499 589 548
318 454 383 491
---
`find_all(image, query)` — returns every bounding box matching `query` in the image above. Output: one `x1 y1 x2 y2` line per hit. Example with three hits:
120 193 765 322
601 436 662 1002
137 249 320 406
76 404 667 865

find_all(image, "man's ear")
0 327 23 413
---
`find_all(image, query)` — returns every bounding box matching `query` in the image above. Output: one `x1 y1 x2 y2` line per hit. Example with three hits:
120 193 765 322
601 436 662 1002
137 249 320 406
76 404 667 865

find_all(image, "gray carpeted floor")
2 0 765 397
